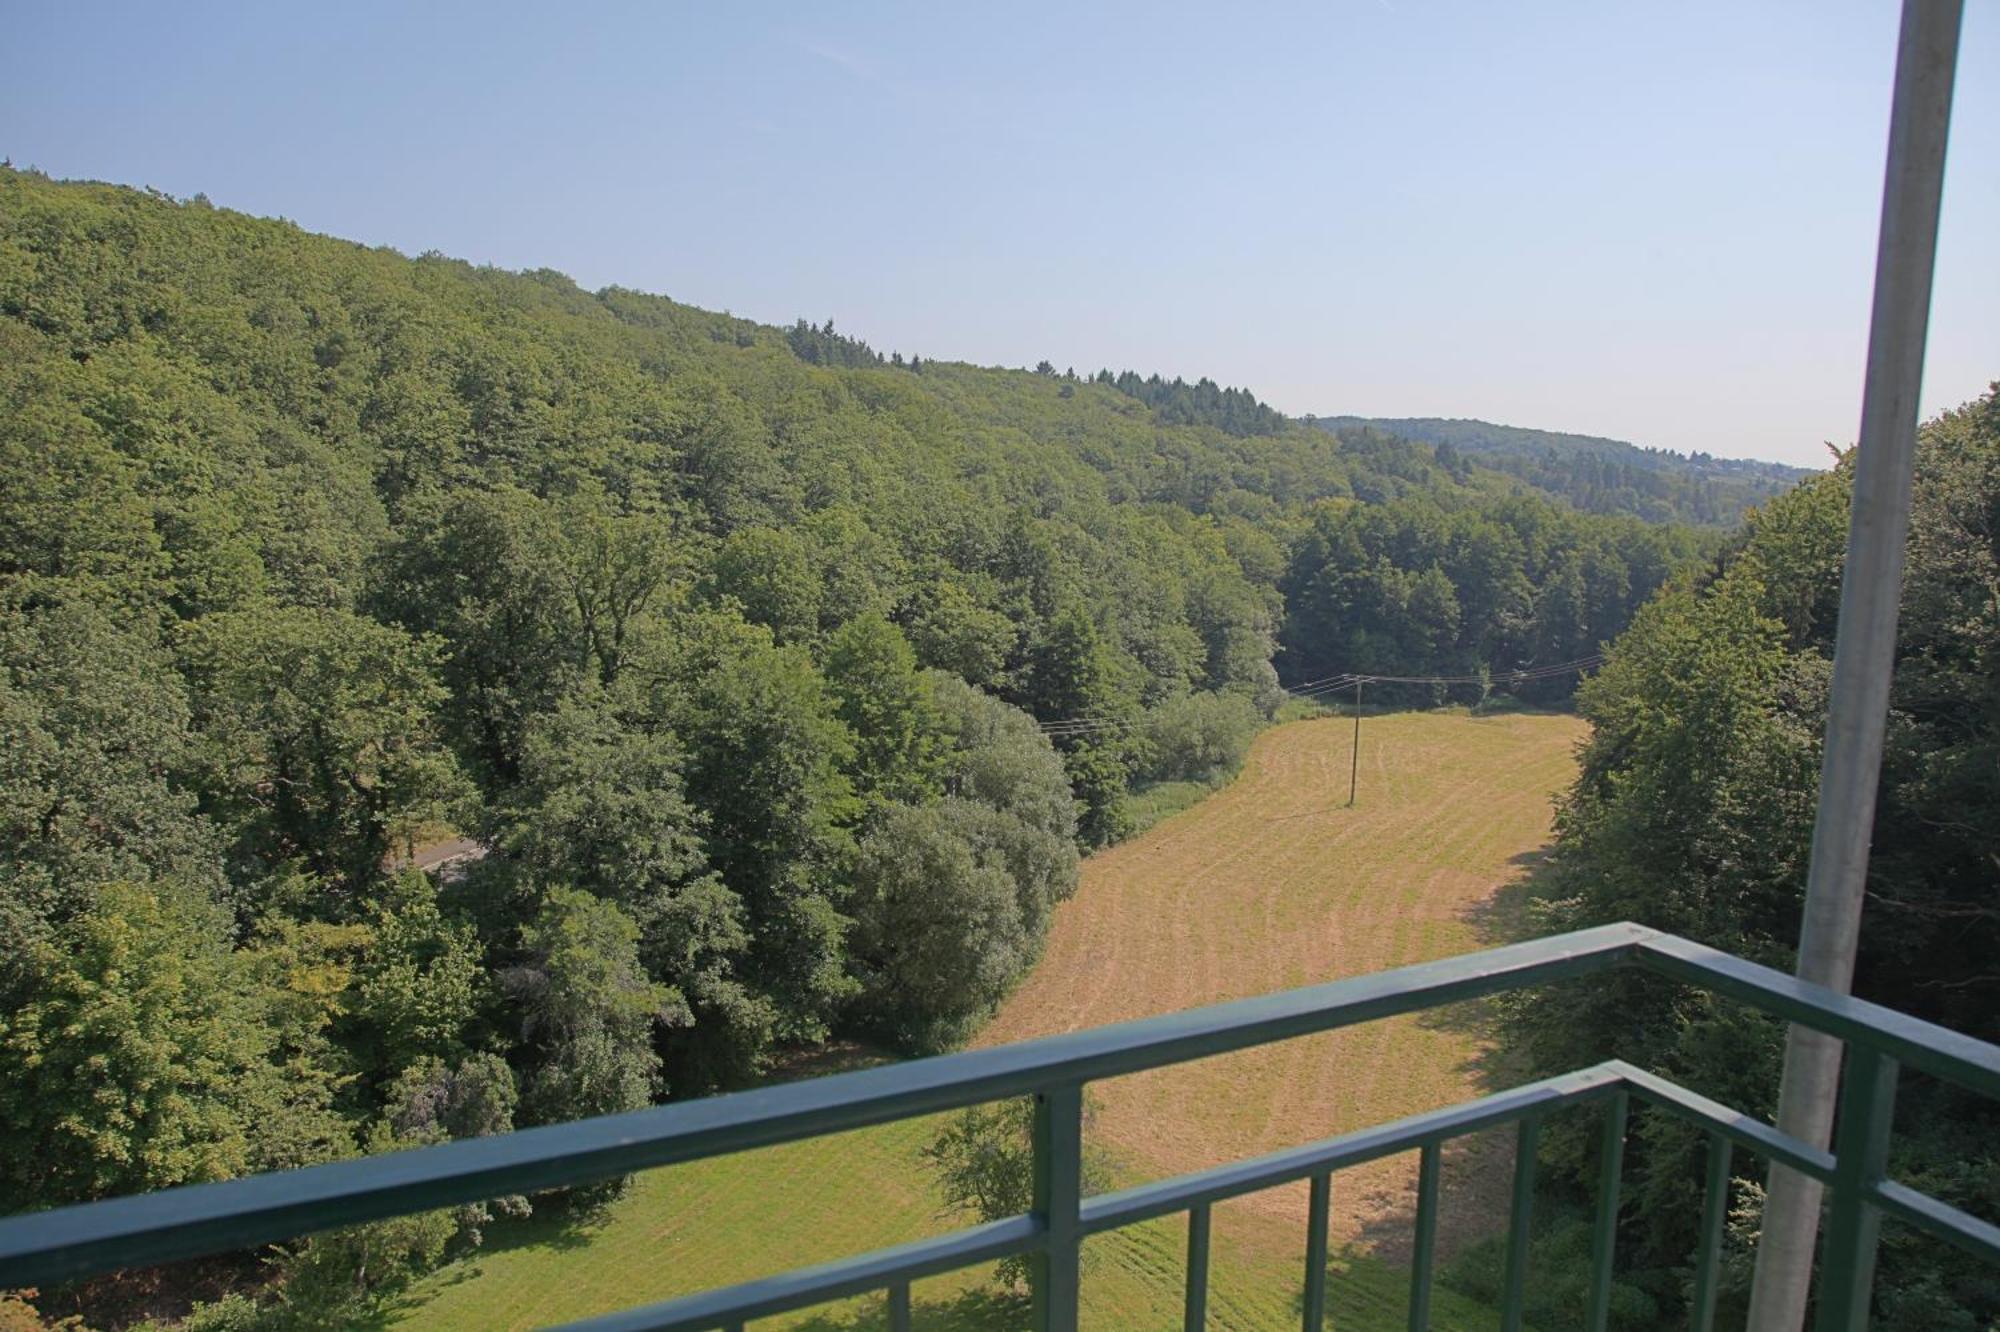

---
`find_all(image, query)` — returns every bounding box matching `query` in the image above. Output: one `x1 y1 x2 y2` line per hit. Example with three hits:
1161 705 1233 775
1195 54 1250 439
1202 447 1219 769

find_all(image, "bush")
847 803 1027 1051
921 1096 1113 1288
0 1291 85 1331
1138 691 1263 786
1440 1211 1657 1331
171 1294 263 1332
261 1210 460 1329
927 673 1078 845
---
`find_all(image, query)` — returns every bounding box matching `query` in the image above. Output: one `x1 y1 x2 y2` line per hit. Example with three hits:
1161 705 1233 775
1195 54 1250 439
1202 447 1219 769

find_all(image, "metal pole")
1030 1083 1084 1332
1746 3 1962 1326
1348 678 1362 806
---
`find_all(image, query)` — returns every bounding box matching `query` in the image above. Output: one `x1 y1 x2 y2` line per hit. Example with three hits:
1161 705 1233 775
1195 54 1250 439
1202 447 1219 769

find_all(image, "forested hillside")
1314 415 1813 526
1495 389 2000 1330
1 169 1710 1326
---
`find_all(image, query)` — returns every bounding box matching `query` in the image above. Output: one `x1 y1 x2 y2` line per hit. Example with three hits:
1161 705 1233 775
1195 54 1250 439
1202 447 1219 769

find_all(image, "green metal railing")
2 922 1995 1330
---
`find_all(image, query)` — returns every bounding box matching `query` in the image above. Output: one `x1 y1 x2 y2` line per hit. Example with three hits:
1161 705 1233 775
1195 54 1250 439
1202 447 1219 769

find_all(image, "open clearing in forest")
394 709 1586 1331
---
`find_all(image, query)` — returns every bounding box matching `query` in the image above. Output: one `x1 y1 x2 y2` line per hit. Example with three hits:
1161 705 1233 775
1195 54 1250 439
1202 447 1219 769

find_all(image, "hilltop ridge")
1311 414 1813 525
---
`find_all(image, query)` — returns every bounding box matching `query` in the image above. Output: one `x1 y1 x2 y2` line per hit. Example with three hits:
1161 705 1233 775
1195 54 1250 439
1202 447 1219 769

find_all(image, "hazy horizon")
5 1 1995 467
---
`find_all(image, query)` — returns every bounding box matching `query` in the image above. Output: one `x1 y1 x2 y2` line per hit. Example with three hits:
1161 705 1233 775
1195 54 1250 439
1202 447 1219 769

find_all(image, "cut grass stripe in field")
392 709 1583 1330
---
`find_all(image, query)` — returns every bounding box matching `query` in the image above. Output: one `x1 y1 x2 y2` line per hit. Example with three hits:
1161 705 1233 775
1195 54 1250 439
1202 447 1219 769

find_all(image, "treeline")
1488 389 2000 1329
1458 445 1765 526
783 317 916 371
0 168 1705 1325
1315 416 1813 526
1093 369 1288 437
1279 491 1702 704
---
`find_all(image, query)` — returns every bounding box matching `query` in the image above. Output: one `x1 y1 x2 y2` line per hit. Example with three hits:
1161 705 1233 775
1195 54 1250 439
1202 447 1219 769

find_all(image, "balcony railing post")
1585 1091 1628 1332
1814 1050 1899 1332
1408 1141 1441 1332
1501 1115 1541 1332
1303 1170 1332 1330
1031 1083 1085 1332
1183 1203 1211 1332
1689 1132 1732 1332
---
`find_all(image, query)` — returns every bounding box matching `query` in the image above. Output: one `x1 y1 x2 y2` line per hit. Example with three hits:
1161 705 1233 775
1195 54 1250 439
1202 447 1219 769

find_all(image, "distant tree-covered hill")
1309 414 1815 526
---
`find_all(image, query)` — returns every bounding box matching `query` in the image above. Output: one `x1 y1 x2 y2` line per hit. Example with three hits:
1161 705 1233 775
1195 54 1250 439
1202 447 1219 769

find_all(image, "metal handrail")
1 922 1995 1331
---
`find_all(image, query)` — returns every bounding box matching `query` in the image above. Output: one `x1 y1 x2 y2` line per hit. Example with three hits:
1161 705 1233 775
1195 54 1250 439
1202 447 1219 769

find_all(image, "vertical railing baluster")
1302 1171 1331 1331
1184 1203 1211 1332
1296 1176 1328 1328
1501 1116 1541 1332
1586 1091 1629 1332
1031 1083 1085 1332
1814 1049 1899 1332
1689 1131 1732 1332
1408 1141 1441 1332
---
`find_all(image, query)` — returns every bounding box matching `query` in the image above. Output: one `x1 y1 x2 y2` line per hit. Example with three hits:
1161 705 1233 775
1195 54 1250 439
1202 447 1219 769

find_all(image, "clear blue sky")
4 1 1994 466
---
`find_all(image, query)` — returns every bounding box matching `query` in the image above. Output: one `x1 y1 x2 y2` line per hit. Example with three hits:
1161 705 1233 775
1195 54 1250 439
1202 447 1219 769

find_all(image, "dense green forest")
1487 390 2000 1330
0 166 1771 1328
1315 415 1814 526
1277 488 1697 704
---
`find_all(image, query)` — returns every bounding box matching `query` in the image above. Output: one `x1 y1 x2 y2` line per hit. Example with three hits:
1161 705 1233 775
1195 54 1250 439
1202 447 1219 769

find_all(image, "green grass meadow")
390 1116 1509 1330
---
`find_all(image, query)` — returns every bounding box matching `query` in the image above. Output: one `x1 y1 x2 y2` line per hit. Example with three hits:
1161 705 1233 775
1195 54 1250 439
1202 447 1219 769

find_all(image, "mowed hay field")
393 709 1586 1331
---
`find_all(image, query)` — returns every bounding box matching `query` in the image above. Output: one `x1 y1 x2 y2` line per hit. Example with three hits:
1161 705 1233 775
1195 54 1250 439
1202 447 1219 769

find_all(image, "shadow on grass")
1403 847 1556 1093
467 1200 608 1259
786 1286 1031 1331
1467 696 1574 719
756 1038 899 1087
1464 849 1550 945
1340 848 1560 1272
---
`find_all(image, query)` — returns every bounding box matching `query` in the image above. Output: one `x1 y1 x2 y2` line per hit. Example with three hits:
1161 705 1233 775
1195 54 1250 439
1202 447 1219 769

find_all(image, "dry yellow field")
980 707 1587 1254
396 708 1585 1330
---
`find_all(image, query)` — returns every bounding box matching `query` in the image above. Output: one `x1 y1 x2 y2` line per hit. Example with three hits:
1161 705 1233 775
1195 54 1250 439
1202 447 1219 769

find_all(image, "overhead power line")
1031 654 1606 737
1321 654 1606 806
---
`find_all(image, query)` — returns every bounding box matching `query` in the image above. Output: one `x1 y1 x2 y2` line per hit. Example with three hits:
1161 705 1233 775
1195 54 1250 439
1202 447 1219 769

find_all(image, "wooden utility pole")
1347 678 1362 806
